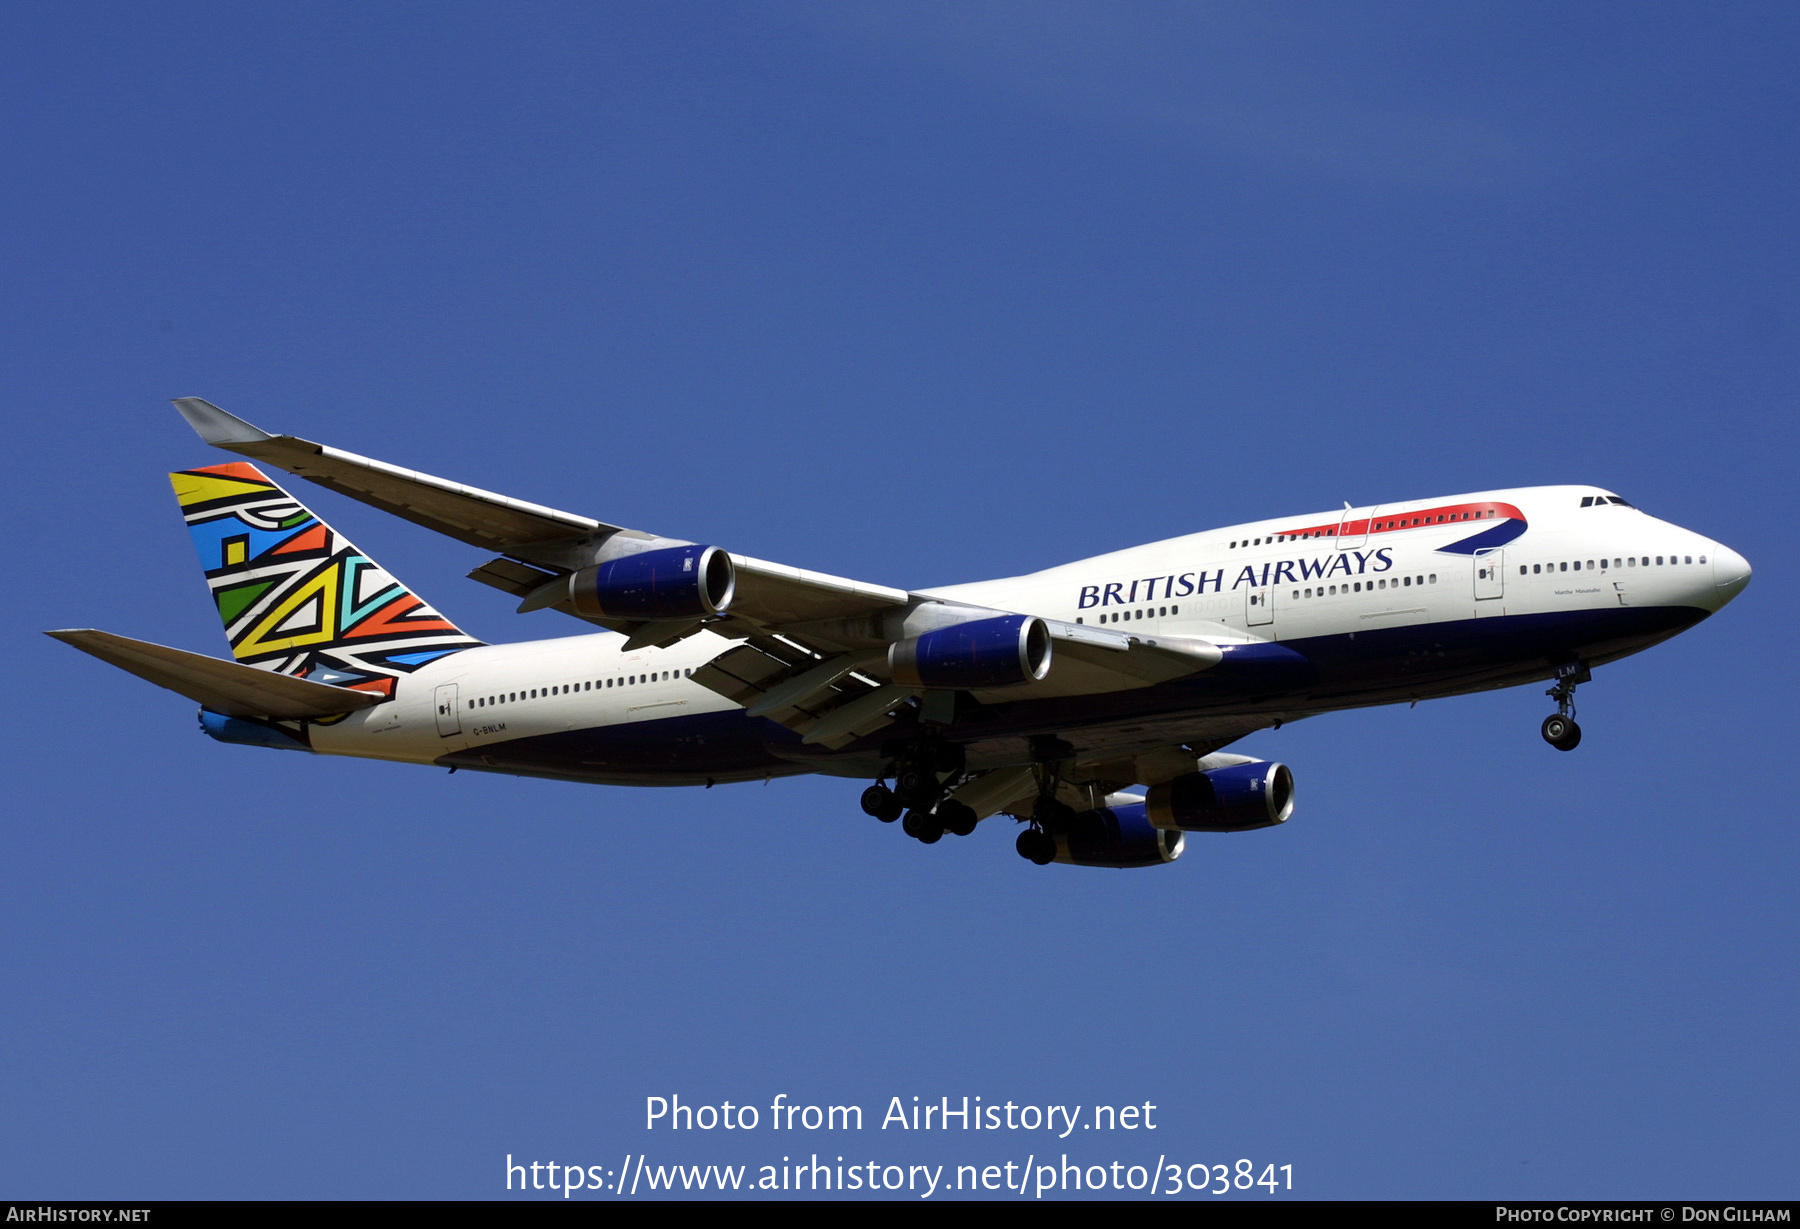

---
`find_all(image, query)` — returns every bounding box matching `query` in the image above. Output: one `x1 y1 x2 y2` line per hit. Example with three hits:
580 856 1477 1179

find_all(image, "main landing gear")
1541 661 1591 752
1015 769 1083 866
862 739 977 844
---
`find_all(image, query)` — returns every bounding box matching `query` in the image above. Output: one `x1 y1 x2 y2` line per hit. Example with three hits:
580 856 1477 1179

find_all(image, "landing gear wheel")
938 800 978 837
1016 829 1056 865
895 767 939 808
1541 715 1582 751
861 784 903 822
902 809 944 844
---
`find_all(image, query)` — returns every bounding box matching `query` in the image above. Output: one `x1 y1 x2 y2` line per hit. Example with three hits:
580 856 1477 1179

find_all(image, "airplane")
48 399 1752 869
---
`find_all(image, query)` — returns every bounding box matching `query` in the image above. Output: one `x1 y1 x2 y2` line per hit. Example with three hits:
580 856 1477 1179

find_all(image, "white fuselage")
309 485 1750 773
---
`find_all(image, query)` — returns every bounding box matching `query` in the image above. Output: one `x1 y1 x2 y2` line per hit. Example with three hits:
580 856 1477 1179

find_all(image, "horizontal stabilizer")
45 629 384 720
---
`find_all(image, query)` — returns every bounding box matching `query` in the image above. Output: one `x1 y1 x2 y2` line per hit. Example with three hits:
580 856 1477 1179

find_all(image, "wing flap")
47 629 384 720
691 637 913 747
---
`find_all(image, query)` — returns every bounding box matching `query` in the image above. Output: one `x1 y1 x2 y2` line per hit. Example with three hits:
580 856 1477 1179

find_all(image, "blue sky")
2 2 1793 1199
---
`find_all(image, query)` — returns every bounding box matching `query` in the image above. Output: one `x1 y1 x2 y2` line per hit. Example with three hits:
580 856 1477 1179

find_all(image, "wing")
173 399 1220 749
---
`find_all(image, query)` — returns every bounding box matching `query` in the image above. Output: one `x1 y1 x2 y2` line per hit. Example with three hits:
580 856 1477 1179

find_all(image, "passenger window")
1573 561 1581 571
1559 562 1567 572
1429 574 1436 583
1171 605 1179 615
1587 561 1594 570
1699 555 1706 564
1656 556 1664 565
1684 555 1692 564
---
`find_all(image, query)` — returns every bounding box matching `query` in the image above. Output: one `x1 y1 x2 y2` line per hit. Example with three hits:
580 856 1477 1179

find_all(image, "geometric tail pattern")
171 462 483 704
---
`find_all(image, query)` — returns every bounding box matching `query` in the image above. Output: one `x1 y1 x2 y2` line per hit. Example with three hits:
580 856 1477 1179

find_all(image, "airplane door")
434 683 461 736
1474 549 1504 600
1246 585 1274 626
1337 504 1374 550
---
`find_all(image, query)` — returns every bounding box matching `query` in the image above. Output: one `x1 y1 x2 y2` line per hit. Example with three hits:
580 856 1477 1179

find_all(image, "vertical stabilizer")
171 462 482 700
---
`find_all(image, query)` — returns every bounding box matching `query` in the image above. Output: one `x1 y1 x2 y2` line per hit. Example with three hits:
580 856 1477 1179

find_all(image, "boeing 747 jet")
49 400 1752 868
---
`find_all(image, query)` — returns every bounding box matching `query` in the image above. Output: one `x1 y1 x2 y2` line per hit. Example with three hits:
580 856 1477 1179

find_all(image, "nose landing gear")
1541 662 1590 751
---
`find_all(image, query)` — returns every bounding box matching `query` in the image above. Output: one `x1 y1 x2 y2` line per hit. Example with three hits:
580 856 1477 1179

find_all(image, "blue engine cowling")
888 614 1052 689
1055 803 1185 868
1145 761 1294 832
568 544 736 620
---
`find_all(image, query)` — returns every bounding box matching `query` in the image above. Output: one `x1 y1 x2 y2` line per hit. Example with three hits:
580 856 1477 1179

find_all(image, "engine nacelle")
1145 761 1294 832
888 614 1052 689
1055 803 1185 868
567 544 735 621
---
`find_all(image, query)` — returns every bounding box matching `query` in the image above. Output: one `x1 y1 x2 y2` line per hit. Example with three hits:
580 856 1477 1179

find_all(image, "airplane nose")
1712 544 1752 599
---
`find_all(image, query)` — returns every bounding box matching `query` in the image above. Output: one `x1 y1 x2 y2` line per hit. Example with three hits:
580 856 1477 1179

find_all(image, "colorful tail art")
171 463 482 701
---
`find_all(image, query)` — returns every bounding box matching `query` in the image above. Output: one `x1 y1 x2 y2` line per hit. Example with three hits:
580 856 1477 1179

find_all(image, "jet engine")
1054 802 1185 868
888 614 1052 689
567 544 736 621
1145 760 1294 832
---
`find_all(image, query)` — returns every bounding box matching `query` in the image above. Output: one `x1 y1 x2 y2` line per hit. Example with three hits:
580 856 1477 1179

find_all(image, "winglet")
172 398 275 447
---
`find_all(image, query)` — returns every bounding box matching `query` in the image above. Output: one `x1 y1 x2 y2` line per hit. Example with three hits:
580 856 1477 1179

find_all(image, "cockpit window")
1583 494 1635 508
1607 496 1633 507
